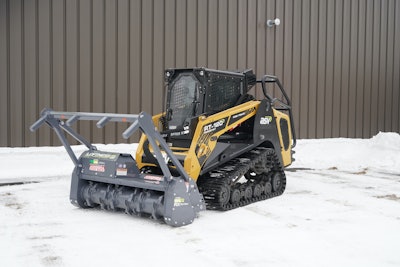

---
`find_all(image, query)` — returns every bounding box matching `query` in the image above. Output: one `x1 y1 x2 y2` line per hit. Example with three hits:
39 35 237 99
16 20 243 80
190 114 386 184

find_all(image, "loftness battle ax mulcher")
30 68 296 227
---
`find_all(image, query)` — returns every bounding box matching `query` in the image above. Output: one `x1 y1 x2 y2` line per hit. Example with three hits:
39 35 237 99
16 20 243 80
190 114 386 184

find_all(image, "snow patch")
0 134 400 266
292 132 400 173
371 131 400 150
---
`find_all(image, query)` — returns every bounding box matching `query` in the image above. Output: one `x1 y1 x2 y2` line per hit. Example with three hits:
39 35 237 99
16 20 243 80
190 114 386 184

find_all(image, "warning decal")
89 164 105 172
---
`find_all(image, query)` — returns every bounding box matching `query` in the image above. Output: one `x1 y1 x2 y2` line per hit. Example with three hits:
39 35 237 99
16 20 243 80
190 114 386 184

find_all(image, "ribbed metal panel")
0 0 399 146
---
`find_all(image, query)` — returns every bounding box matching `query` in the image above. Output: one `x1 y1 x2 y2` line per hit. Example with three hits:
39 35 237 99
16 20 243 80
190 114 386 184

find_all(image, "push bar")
30 108 191 182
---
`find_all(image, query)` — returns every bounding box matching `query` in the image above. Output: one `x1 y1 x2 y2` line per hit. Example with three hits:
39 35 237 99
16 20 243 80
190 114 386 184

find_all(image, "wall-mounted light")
266 18 280 27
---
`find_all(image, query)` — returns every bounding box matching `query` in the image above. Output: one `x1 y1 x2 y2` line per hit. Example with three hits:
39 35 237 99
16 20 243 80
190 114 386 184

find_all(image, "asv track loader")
30 68 296 226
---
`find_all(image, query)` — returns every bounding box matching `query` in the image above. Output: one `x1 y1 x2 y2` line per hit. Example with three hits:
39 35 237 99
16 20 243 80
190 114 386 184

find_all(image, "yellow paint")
183 101 259 180
273 109 293 167
136 100 294 181
137 101 259 180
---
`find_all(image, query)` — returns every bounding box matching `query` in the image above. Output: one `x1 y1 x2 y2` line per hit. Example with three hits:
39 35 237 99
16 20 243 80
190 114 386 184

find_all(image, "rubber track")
197 147 286 211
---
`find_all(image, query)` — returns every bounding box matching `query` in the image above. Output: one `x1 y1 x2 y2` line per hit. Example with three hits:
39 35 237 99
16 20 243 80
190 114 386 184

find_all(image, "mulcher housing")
30 67 296 226
30 111 205 226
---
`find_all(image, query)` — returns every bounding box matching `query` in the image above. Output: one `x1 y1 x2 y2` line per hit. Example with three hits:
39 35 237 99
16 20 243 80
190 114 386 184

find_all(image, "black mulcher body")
30 67 296 226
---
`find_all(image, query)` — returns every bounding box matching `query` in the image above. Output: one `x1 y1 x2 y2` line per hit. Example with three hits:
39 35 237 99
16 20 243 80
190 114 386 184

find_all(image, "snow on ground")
0 132 399 267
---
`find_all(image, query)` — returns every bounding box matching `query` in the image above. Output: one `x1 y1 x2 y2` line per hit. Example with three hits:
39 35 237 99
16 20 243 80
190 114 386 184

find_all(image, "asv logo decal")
260 116 273 125
203 119 226 133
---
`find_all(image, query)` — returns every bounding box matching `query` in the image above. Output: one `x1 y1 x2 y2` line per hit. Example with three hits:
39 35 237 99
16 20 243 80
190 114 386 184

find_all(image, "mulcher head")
30 109 205 227
70 150 204 226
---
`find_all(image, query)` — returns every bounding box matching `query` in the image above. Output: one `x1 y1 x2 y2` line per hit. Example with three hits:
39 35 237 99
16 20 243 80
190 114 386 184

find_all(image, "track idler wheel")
271 172 284 192
243 185 253 200
230 188 241 204
264 182 272 194
217 184 231 206
253 184 263 197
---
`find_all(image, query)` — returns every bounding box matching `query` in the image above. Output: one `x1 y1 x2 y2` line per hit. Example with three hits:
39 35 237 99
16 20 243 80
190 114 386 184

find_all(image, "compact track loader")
30 68 296 226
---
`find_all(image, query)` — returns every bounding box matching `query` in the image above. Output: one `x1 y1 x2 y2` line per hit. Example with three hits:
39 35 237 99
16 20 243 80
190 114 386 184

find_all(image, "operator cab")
163 68 256 147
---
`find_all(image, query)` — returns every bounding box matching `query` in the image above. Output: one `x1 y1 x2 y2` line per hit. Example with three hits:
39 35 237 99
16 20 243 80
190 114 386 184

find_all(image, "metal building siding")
0 0 9 147
0 0 399 147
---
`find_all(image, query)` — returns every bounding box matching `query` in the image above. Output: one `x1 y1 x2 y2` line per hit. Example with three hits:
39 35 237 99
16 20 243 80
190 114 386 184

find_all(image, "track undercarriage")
197 147 286 210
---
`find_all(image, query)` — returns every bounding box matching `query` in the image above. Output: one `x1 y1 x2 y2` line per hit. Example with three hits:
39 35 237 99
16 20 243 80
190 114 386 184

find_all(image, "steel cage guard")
257 76 297 148
29 108 191 183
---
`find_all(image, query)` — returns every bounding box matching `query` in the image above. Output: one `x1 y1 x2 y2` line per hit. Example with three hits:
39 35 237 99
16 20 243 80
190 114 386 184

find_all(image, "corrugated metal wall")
1 0 399 147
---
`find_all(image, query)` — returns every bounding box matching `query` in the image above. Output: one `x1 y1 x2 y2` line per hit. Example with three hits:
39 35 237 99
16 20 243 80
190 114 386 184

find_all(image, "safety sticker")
143 175 164 184
89 164 105 172
116 168 128 176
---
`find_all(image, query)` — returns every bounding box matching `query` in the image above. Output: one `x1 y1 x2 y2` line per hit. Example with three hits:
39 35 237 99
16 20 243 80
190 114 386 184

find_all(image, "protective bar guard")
30 108 190 182
257 76 297 148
